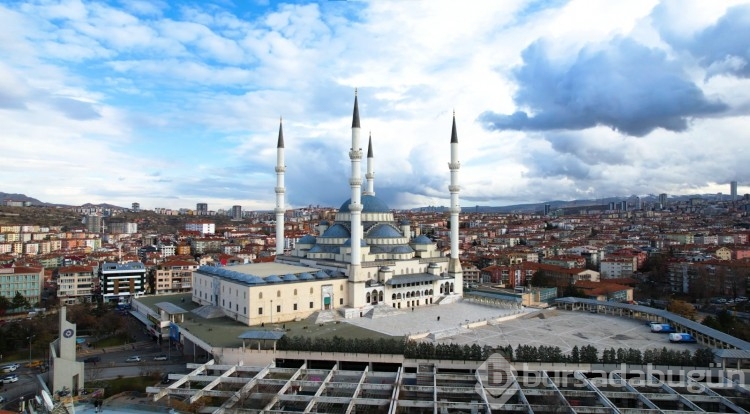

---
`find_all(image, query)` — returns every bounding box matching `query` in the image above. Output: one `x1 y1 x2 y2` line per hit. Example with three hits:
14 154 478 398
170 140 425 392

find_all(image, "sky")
1 0 749 212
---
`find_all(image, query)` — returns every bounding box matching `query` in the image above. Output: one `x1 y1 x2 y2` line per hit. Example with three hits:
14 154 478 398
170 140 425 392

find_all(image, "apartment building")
599 257 637 279
186 221 215 235
0 266 44 307
98 261 147 303
57 265 96 305
153 259 199 295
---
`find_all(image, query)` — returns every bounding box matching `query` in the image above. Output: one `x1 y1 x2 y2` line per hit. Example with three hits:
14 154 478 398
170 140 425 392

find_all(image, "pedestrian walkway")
77 340 154 356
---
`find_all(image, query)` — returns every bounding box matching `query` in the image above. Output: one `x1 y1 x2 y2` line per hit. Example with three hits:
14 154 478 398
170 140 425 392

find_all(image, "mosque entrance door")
324 296 331 310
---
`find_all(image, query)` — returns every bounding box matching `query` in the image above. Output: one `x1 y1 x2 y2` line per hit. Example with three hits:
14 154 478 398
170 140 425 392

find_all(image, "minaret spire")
364 132 375 196
448 110 463 295
274 117 286 257
348 89 366 307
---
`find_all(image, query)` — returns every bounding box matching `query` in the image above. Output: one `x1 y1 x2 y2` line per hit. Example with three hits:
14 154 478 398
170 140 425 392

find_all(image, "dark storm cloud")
479 38 727 137
681 4 750 78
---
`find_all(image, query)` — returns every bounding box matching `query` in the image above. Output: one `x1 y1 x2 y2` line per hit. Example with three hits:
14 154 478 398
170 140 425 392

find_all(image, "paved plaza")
424 307 700 354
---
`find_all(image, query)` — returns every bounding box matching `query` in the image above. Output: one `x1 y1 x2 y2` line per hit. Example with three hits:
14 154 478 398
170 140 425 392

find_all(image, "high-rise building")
131 202 140 212
196 203 208 215
544 204 550 215
731 181 738 201
620 200 627 211
85 214 102 233
232 205 243 220
659 193 668 209
635 196 642 210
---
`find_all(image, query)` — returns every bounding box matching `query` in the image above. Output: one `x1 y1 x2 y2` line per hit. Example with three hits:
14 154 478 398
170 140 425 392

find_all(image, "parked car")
153 355 168 361
1 364 19 373
84 356 101 363
125 356 141 363
2 374 18 383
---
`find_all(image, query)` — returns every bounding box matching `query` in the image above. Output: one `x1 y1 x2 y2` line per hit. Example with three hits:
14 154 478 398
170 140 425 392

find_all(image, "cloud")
479 37 728 137
673 4 750 78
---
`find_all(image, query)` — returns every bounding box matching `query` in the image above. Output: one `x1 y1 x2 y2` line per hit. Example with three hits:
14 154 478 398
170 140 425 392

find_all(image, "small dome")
298 234 317 244
315 270 330 279
308 245 324 253
400 218 410 225
367 224 403 238
245 275 266 285
321 223 350 238
298 272 315 280
339 194 391 213
412 235 433 244
343 238 367 247
282 274 299 281
265 275 283 283
392 245 415 254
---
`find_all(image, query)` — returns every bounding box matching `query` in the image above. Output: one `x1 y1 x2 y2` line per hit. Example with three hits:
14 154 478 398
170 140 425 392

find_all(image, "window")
294 289 297 295
339 298 343 305
258 307 263 315
277 290 281 298
276 305 281 313
293 303 297 311
243 307 246 314
259 292 263 299
340 285 343 291
309 301 314 309
310 287 313 294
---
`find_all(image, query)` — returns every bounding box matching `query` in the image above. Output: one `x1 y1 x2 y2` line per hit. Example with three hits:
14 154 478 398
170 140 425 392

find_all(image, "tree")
531 270 549 287
12 291 30 311
0 295 11 314
667 300 696 319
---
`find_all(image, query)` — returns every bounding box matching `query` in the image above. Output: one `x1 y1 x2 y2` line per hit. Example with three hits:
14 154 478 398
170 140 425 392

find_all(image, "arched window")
294 289 298 296
259 292 263 299
450 282 454 293
277 290 281 297
310 287 314 294
366 292 371 303
392 293 396 300
439 285 443 294
379 291 383 301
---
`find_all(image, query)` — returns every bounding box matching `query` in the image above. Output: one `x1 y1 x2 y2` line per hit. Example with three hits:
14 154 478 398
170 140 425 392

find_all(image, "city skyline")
1 0 749 211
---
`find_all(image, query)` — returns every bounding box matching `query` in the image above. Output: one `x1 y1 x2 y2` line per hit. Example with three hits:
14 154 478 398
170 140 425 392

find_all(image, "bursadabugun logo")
475 352 517 406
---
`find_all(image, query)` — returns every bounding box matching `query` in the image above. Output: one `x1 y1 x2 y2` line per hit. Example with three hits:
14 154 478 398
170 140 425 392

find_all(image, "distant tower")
635 196 642 210
348 89 366 306
448 111 463 295
131 202 140 212
659 193 668 209
620 200 627 211
232 205 242 220
275 118 286 256
731 181 738 201
544 204 551 216
364 133 375 196
196 203 208 215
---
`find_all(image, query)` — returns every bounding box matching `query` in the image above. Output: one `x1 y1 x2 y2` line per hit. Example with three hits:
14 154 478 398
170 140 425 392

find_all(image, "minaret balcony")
449 185 461 192
448 161 461 170
349 178 363 186
275 166 286 172
349 149 363 159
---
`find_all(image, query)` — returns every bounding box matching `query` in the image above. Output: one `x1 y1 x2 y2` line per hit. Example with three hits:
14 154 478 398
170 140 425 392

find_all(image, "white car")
2 374 18 383
125 356 141 363
1 364 19 373
153 355 168 361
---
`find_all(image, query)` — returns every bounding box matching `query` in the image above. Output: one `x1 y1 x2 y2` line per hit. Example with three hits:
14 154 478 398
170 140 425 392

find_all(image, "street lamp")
27 335 35 362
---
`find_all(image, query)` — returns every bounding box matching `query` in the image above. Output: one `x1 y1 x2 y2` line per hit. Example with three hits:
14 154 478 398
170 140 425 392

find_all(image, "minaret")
448 111 463 295
274 117 286 257
364 133 375 196
348 89 366 307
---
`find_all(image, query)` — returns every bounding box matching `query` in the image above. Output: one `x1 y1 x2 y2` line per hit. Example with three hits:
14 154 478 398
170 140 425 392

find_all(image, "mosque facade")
192 92 463 325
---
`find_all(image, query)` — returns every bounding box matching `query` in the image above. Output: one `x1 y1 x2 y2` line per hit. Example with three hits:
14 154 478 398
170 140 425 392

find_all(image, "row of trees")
0 292 32 314
276 336 715 366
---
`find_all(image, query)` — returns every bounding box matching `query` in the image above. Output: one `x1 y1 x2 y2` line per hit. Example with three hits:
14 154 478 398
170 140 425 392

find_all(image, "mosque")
191 91 463 325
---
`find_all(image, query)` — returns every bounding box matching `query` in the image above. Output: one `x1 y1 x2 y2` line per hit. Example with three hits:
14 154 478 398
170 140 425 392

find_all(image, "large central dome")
338 194 391 213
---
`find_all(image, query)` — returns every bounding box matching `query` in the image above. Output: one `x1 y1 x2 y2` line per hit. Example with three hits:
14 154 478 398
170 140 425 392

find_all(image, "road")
0 346 192 412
